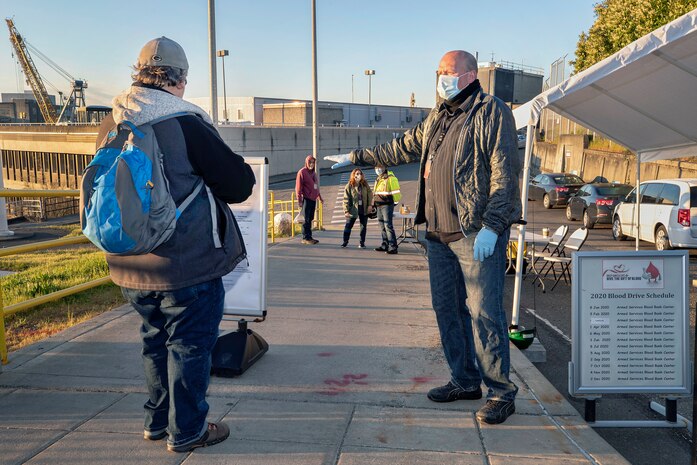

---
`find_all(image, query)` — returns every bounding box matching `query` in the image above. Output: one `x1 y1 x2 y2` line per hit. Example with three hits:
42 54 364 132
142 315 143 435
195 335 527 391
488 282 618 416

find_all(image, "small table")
507 231 550 274
393 212 418 245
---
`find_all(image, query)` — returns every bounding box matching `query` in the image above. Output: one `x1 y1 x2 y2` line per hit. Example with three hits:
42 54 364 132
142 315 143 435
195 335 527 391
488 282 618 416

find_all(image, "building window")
237 109 243 120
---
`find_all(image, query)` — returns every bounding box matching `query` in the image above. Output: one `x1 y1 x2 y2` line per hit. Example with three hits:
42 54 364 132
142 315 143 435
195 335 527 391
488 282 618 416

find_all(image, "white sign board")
570 251 690 396
222 157 268 317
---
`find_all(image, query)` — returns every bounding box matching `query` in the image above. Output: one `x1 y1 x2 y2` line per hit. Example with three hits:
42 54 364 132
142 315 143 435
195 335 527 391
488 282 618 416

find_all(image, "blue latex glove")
323 153 352 169
473 227 498 262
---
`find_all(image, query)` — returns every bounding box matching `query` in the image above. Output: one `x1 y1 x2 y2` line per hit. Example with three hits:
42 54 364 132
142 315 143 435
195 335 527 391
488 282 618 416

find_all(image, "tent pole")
511 124 536 327
635 152 641 251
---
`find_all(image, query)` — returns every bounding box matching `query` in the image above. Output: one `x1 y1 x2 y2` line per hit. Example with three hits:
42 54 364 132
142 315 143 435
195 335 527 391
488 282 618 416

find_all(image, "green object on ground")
508 326 536 350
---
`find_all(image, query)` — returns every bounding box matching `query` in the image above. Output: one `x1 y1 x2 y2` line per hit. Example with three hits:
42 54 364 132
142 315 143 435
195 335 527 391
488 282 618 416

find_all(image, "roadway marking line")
522 307 572 344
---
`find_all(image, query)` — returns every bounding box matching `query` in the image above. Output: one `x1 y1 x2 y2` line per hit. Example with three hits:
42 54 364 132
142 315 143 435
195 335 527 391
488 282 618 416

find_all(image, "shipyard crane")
6 18 87 124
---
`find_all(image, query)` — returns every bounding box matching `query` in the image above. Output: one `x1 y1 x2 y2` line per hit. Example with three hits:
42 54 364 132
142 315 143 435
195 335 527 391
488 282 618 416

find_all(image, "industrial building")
185 96 431 129
0 91 57 123
477 61 544 107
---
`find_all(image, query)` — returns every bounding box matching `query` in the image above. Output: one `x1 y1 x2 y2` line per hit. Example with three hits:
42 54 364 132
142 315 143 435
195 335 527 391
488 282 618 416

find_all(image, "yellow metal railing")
0 189 110 365
0 188 322 363
267 191 323 243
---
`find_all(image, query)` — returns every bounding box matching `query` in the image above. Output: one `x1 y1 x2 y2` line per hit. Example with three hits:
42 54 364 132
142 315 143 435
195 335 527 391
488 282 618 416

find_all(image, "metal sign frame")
570 250 691 396
222 157 268 318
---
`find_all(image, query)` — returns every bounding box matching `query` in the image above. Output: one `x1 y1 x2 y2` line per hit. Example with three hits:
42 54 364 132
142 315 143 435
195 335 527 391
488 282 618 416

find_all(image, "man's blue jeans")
426 232 518 402
121 278 224 448
376 204 397 251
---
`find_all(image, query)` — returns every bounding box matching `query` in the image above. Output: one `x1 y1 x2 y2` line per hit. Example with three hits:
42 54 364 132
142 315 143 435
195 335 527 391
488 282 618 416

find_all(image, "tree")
572 0 697 73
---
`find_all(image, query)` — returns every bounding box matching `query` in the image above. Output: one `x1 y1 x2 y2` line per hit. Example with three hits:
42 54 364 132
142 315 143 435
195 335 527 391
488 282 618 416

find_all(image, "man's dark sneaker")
374 246 388 252
427 381 482 402
385 249 398 255
358 244 366 249
476 400 515 424
341 242 348 248
311 239 319 244
167 422 230 453
302 239 319 245
144 428 168 441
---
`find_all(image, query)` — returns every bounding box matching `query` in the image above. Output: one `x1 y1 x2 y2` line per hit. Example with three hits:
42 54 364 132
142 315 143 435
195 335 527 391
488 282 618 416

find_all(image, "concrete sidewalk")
0 229 631 465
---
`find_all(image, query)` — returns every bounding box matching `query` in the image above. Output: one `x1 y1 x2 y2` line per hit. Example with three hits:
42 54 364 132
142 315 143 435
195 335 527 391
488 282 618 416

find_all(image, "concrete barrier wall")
4 124 697 189
0 125 407 188
217 126 406 177
531 139 697 185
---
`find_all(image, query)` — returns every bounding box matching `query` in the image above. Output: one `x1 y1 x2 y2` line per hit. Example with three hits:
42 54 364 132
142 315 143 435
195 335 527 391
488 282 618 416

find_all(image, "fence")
0 189 104 365
267 191 324 242
0 188 321 364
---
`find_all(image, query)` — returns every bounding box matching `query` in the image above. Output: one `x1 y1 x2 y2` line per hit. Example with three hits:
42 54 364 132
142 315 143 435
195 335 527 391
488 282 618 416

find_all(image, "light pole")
208 0 218 124
217 49 229 122
311 0 321 229
365 69 375 126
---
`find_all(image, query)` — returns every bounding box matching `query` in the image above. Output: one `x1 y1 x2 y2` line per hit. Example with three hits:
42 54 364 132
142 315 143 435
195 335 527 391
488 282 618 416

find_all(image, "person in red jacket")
295 155 323 244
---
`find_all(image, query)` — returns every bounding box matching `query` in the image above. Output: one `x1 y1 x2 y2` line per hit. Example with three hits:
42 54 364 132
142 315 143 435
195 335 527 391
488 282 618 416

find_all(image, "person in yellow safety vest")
372 164 401 254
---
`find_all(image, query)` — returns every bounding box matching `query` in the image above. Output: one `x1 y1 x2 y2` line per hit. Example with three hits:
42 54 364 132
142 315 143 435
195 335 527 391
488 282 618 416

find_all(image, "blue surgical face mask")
437 74 463 100
375 167 384 176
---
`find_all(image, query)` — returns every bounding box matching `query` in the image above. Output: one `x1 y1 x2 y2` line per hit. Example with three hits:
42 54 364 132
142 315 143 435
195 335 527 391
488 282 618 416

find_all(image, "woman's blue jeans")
122 278 224 448
426 232 518 402
343 213 368 245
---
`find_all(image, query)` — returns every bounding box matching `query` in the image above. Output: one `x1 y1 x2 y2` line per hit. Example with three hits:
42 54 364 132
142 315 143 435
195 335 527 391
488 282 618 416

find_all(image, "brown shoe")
167 422 230 453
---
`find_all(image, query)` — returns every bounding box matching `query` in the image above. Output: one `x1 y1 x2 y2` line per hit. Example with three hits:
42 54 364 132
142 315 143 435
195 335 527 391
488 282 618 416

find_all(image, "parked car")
566 182 633 229
528 173 585 209
612 179 697 250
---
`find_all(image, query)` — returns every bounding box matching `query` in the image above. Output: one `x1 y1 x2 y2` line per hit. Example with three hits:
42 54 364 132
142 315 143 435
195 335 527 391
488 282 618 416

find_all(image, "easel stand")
583 397 692 430
211 319 269 377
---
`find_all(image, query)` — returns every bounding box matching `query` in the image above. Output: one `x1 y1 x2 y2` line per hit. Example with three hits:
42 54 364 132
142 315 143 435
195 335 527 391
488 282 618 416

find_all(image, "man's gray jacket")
95 84 255 290
350 88 521 236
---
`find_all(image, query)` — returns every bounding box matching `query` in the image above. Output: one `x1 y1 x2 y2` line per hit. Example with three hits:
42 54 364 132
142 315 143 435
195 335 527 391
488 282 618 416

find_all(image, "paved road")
271 157 695 465
509 198 694 465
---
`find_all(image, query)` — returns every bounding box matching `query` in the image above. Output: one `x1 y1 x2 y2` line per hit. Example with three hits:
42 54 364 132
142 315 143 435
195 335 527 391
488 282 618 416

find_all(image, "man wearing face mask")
325 50 521 424
372 164 401 254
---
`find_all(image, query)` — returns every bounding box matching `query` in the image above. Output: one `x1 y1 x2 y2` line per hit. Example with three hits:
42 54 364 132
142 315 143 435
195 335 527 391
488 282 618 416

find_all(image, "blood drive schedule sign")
569 251 690 396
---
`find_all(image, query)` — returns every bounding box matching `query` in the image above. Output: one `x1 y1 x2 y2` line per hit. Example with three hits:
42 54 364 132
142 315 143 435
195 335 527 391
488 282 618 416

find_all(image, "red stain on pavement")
318 374 369 395
324 374 369 386
316 352 334 357
411 376 436 384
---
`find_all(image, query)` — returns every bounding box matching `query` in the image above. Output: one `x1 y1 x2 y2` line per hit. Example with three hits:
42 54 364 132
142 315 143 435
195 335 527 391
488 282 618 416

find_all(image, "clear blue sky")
1 1 596 108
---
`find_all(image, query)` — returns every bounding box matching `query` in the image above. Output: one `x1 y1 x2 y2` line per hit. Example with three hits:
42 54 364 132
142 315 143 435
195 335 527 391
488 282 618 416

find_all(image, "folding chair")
541 227 589 291
525 224 568 284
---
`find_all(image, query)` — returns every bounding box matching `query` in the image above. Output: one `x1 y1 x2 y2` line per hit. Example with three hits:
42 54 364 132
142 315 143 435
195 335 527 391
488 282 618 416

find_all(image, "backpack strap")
204 185 223 248
176 179 204 217
121 120 145 139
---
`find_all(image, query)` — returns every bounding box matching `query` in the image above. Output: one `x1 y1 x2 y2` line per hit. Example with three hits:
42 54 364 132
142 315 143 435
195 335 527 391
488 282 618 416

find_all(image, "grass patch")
1 243 125 352
587 137 631 154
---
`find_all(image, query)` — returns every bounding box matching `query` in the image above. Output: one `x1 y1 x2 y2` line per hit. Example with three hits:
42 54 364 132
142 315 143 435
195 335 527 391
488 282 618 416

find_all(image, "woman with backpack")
341 168 373 248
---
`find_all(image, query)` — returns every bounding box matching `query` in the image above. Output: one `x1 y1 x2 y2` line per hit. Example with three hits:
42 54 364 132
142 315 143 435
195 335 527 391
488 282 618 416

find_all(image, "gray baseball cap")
137 36 189 70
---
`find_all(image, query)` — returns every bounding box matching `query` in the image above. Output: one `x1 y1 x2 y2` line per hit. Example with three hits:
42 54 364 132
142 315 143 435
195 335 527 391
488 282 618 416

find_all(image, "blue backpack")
81 113 203 255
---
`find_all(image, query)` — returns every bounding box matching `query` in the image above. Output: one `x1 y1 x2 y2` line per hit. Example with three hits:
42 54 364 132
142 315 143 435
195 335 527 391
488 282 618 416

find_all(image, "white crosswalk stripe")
330 172 379 224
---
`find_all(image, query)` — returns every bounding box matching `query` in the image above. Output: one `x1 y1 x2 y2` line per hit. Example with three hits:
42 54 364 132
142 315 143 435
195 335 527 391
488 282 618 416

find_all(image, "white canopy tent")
511 9 697 327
